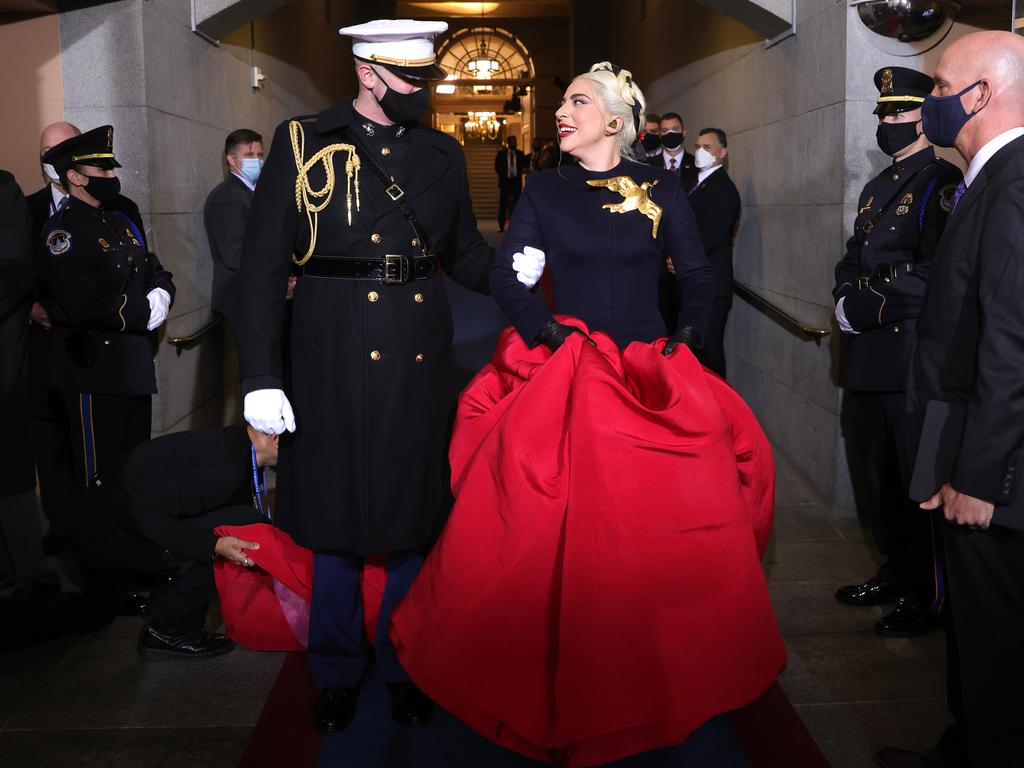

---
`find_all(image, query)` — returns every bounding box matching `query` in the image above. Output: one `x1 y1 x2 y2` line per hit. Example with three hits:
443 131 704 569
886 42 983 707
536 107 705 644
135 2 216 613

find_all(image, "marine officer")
235 19 543 732
833 67 961 637
40 125 175 494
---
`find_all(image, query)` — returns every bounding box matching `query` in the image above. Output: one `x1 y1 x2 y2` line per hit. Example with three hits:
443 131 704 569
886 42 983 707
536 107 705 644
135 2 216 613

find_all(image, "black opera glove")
535 321 597 353
663 325 703 357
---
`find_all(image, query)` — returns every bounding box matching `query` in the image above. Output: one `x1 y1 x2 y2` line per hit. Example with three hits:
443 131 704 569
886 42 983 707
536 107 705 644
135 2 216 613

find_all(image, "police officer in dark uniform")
39 126 175 496
833 68 961 637
236 19 536 733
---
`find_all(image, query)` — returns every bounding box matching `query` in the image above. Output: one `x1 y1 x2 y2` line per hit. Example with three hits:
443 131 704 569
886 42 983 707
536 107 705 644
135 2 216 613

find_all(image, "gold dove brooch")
586 176 663 238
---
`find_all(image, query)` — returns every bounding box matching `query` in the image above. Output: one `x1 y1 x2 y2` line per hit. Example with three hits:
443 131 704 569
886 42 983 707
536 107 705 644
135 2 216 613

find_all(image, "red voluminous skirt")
390 319 786 767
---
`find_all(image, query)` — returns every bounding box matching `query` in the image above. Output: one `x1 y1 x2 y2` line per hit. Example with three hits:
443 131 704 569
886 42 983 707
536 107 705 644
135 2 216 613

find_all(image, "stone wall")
58 0 362 435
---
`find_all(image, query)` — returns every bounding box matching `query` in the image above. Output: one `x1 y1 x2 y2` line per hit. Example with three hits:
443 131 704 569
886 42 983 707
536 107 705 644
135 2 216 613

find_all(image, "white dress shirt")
963 127 1024 187
663 149 685 171
697 164 722 186
49 183 68 215
231 171 256 192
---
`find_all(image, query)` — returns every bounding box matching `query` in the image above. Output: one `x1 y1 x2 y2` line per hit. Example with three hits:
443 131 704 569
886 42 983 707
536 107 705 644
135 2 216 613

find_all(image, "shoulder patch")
46 229 72 256
938 183 958 213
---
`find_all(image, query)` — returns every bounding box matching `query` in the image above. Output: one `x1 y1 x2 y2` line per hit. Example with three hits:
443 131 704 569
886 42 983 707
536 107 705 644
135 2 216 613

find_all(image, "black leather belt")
858 260 915 289
302 254 438 284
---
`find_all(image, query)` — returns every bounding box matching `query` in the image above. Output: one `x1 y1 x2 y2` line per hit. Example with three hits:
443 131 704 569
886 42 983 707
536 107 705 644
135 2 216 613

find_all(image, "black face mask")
876 120 921 157
379 85 430 125
641 133 661 151
83 175 121 204
660 132 684 150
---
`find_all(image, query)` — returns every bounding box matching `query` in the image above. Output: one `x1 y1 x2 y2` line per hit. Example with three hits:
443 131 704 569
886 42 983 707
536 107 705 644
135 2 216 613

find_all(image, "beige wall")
0 13 62 195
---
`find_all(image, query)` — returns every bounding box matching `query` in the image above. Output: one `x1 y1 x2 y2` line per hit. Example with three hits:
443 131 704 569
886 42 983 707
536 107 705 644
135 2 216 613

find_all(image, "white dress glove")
512 245 545 289
244 389 296 435
834 296 859 335
146 288 171 331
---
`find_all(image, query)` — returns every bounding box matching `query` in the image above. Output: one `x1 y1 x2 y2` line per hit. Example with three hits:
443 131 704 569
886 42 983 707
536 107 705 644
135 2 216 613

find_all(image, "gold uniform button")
411 238 419 247
413 293 424 303
415 354 425 363
368 291 379 303
370 350 382 361
371 233 382 244
381 147 391 157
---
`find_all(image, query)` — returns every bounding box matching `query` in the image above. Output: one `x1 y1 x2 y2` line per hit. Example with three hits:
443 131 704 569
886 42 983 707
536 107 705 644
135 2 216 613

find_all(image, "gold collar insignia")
586 176 663 238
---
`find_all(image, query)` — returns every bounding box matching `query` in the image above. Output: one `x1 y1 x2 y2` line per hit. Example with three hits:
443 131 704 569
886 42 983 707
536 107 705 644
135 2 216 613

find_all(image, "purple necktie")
951 181 967 212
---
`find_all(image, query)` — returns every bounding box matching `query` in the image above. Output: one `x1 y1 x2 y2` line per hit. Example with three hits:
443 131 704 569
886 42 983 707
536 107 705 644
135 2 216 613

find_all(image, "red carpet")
241 652 828 768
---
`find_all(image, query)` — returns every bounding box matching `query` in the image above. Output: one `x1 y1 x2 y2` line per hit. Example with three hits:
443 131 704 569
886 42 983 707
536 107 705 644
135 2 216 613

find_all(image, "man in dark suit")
122 425 276 658
26 122 146 554
877 31 1024 768
0 169 54 596
833 68 961 641
204 129 267 330
494 134 525 232
650 112 696 188
687 128 740 378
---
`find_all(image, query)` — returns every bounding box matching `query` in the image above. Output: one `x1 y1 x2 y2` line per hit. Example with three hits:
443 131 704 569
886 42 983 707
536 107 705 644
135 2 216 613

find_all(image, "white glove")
146 288 171 331
512 245 545 289
835 296 859 335
244 389 296 435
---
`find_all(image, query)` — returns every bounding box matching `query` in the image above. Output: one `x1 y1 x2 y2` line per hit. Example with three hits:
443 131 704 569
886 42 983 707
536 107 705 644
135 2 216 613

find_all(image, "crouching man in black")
120 424 279 658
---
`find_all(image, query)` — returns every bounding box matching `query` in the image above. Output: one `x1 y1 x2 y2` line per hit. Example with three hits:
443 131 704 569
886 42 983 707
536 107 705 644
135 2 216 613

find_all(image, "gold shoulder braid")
586 176 663 238
289 120 361 266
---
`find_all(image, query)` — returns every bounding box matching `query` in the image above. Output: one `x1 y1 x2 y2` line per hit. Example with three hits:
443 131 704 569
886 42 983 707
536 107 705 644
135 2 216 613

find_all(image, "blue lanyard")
251 445 270 522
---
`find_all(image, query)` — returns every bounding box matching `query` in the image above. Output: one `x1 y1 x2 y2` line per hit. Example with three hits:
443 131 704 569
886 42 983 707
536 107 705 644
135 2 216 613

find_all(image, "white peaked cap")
340 19 448 66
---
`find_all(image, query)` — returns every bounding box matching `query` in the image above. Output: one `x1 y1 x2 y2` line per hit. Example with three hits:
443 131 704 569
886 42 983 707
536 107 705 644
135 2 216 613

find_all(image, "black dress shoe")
874 599 943 638
876 746 962 767
388 681 434 726
314 686 359 732
835 576 904 606
138 622 235 658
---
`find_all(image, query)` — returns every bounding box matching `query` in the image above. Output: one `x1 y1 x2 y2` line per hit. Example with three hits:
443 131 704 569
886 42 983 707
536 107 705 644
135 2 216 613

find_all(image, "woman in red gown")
390 63 786 767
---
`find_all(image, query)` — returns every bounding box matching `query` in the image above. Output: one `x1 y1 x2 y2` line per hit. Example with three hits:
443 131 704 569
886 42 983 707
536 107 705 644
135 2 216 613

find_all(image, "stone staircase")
463 144 499 220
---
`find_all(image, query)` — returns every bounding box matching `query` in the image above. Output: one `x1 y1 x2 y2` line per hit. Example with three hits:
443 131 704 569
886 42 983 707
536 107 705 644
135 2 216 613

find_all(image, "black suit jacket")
909 135 1024 505
494 148 526 185
204 174 254 325
121 426 262 562
648 151 697 189
688 168 740 297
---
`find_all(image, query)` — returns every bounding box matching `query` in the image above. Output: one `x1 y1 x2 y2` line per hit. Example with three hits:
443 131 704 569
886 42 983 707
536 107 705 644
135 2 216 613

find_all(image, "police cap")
42 125 121 175
341 19 448 82
873 67 934 115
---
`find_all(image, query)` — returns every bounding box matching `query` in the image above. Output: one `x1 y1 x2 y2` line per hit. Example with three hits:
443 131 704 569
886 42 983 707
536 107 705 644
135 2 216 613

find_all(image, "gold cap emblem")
880 69 894 95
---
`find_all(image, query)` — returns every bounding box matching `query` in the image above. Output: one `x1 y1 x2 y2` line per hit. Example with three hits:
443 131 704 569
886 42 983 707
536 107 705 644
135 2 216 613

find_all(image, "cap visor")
385 62 449 82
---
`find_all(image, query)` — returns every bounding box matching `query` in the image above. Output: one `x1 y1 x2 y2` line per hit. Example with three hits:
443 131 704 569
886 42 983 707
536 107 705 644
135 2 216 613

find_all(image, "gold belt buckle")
383 254 409 284
857 276 871 289
385 183 404 201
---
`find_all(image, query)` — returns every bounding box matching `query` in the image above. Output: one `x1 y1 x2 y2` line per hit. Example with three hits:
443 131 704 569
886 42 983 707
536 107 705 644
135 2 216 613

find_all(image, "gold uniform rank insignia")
585 176 663 238
859 196 874 214
47 230 72 256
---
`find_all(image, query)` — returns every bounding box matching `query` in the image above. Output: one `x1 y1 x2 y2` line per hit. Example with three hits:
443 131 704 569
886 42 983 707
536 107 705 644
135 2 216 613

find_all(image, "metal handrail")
732 280 831 342
167 314 222 355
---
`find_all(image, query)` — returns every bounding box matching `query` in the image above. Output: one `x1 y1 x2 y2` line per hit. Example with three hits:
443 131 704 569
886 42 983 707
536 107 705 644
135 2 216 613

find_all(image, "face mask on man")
641 133 661 151
921 81 984 148
875 120 921 156
661 132 684 150
82 174 121 204
694 146 718 169
42 162 59 183
379 84 430 125
240 157 263 184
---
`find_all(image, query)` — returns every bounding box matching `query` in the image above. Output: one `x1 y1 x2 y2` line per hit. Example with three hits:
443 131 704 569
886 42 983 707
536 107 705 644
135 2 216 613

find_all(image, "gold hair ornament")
586 176 663 238
289 120 361 266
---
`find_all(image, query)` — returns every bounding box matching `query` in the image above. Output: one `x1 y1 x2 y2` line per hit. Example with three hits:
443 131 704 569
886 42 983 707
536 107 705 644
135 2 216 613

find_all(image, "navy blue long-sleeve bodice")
490 159 713 348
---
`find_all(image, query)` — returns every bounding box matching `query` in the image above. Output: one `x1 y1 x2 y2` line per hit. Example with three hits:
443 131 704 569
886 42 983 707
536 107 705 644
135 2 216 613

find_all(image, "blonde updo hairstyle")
575 61 647 161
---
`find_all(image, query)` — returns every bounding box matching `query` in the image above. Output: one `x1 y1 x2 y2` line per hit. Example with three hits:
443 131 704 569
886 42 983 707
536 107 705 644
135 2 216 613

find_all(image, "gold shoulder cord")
289 120 361 266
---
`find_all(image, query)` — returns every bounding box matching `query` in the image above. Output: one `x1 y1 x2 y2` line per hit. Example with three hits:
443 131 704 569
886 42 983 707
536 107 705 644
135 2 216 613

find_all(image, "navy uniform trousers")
308 549 424 686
